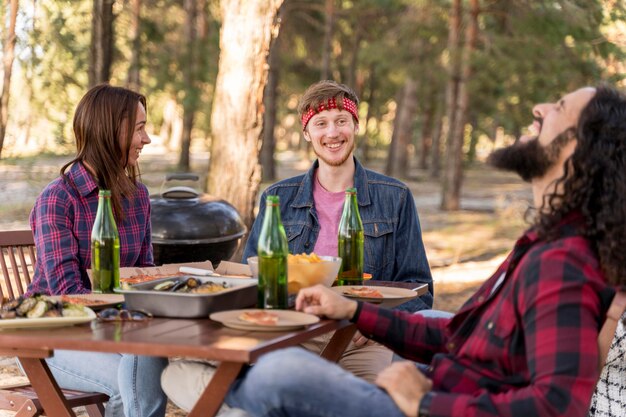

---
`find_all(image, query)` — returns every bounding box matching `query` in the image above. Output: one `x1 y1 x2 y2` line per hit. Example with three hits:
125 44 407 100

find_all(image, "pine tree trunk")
441 0 479 210
261 17 284 182
386 78 417 179
179 0 199 171
0 0 18 160
89 0 114 87
127 0 141 91
419 96 436 170
208 0 284 241
430 90 446 179
321 0 334 80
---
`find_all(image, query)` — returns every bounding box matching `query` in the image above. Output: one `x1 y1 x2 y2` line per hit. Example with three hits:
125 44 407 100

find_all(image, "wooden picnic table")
0 281 428 417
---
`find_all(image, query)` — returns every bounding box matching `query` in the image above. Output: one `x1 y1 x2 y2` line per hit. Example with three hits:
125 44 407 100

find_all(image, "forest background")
1 0 626 277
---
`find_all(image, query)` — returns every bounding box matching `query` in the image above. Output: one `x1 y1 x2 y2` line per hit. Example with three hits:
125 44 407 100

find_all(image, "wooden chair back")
597 291 626 373
0 230 36 299
0 229 108 417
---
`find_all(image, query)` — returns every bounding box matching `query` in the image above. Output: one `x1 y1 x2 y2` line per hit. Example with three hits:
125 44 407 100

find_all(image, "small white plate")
210 309 320 332
0 307 96 330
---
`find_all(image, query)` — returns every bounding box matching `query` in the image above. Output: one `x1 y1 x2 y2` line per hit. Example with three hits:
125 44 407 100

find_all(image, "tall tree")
386 77 417 178
178 0 200 170
126 0 141 91
89 0 115 87
0 0 18 160
261 3 288 182
441 0 479 210
320 0 334 80
207 0 284 237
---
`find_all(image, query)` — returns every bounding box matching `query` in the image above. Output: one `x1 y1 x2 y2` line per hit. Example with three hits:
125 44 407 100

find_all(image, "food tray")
115 276 257 318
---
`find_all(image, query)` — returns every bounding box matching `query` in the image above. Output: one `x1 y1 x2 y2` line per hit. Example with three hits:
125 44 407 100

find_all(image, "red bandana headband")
301 97 359 130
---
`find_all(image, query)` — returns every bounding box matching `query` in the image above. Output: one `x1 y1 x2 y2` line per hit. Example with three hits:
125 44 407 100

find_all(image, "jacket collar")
290 157 371 208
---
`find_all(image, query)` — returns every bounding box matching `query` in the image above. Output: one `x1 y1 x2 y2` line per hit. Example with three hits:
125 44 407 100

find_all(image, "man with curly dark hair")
216 85 626 417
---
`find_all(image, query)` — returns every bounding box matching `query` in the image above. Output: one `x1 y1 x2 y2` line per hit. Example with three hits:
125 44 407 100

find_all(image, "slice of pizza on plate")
238 310 279 326
343 287 383 299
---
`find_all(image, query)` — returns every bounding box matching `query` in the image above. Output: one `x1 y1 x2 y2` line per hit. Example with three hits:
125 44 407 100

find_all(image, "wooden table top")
0 317 351 363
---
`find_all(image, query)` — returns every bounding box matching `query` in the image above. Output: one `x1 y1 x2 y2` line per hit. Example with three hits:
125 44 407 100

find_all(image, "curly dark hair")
536 85 626 288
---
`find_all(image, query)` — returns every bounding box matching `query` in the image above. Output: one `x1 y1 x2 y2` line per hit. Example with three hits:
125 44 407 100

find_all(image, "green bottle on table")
257 195 288 309
337 187 364 286
91 190 120 293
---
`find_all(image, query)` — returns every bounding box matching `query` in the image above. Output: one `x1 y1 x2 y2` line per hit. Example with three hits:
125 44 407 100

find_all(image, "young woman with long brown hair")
26 84 167 417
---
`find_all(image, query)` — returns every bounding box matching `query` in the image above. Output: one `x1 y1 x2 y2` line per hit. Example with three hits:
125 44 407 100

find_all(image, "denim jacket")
243 158 433 312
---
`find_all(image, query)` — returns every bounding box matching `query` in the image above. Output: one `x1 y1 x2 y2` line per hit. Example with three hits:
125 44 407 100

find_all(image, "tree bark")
361 64 377 163
178 0 199 170
208 0 284 245
429 103 444 179
320 0 334 80
89 0 115 87
441 0 479 210
419 94 436 170
0 0 18 160
386 78 417 179
127 0 141 91
261 5 287 183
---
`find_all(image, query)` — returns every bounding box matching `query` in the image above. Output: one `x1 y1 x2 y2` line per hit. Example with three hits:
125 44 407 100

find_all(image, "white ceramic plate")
50 294 124 311
331 285 417 304
210 309 320 332
0 307 96 330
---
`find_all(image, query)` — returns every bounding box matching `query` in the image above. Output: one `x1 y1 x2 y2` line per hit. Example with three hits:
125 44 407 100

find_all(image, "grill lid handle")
160 173 202 199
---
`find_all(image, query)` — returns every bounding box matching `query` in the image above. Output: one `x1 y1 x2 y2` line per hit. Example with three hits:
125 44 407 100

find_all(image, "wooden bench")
0 229 108 417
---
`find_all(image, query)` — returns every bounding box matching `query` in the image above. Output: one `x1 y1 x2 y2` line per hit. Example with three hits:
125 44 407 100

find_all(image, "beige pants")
300 331 394 383
161 333 393 411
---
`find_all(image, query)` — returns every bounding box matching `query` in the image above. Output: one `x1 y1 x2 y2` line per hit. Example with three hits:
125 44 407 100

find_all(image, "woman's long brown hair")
61 84 147 220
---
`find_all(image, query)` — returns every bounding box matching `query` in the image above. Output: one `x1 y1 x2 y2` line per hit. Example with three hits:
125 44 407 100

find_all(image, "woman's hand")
375 361 432 417
295 285 358 320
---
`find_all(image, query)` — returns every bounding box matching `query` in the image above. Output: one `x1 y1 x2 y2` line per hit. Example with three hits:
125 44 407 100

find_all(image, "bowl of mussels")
115 275 257 318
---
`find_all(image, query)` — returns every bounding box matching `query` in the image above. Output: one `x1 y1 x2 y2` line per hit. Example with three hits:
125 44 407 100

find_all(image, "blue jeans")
225 347 406 417
44 350 168 417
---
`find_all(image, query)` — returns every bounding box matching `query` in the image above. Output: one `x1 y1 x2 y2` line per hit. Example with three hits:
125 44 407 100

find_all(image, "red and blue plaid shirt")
27 162 153 295
355 213 614 417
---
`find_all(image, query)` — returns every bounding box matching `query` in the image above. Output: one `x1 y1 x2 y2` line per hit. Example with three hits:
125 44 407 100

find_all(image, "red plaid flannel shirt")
355 213 614 417
27 162 153 295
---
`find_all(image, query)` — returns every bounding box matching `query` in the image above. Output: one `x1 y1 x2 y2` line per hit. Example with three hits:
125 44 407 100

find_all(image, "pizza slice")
238 310 279 326
343 287 384 299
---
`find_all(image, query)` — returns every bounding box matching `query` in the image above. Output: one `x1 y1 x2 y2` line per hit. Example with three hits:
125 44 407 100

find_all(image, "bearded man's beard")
487 128 575 182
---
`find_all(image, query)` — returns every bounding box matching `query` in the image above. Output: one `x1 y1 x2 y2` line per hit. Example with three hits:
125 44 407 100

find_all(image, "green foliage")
4 0 626 160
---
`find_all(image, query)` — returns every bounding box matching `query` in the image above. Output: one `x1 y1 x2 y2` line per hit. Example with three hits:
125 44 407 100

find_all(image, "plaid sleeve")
356 302 450 363
426 242 605 417
136 184 154 267
29 187 90 295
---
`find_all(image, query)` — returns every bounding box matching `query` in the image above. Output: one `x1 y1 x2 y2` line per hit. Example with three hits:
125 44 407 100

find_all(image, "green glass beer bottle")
91 190 120 293
337 187 364 286
257 195 288 309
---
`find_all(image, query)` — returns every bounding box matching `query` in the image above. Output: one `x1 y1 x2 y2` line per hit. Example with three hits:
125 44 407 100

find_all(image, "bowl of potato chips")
247 253 342 294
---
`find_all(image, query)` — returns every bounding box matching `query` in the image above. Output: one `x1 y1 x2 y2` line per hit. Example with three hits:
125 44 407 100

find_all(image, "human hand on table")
375 361 432 417
296 284 358 320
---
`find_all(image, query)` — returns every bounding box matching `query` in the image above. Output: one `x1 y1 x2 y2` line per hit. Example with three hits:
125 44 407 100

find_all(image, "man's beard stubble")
487 128 575 182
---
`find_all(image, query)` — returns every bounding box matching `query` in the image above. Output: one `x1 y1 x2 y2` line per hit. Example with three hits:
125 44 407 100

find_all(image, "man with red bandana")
161 81 433 411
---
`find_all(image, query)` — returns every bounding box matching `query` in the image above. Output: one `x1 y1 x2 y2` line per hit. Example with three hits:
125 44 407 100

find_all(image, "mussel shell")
153 280 177 291
26 300 49 318
1 297 22 312
17 298 39 317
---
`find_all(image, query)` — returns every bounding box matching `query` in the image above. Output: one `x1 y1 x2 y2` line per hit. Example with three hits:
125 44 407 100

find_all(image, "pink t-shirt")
312 173 345 257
